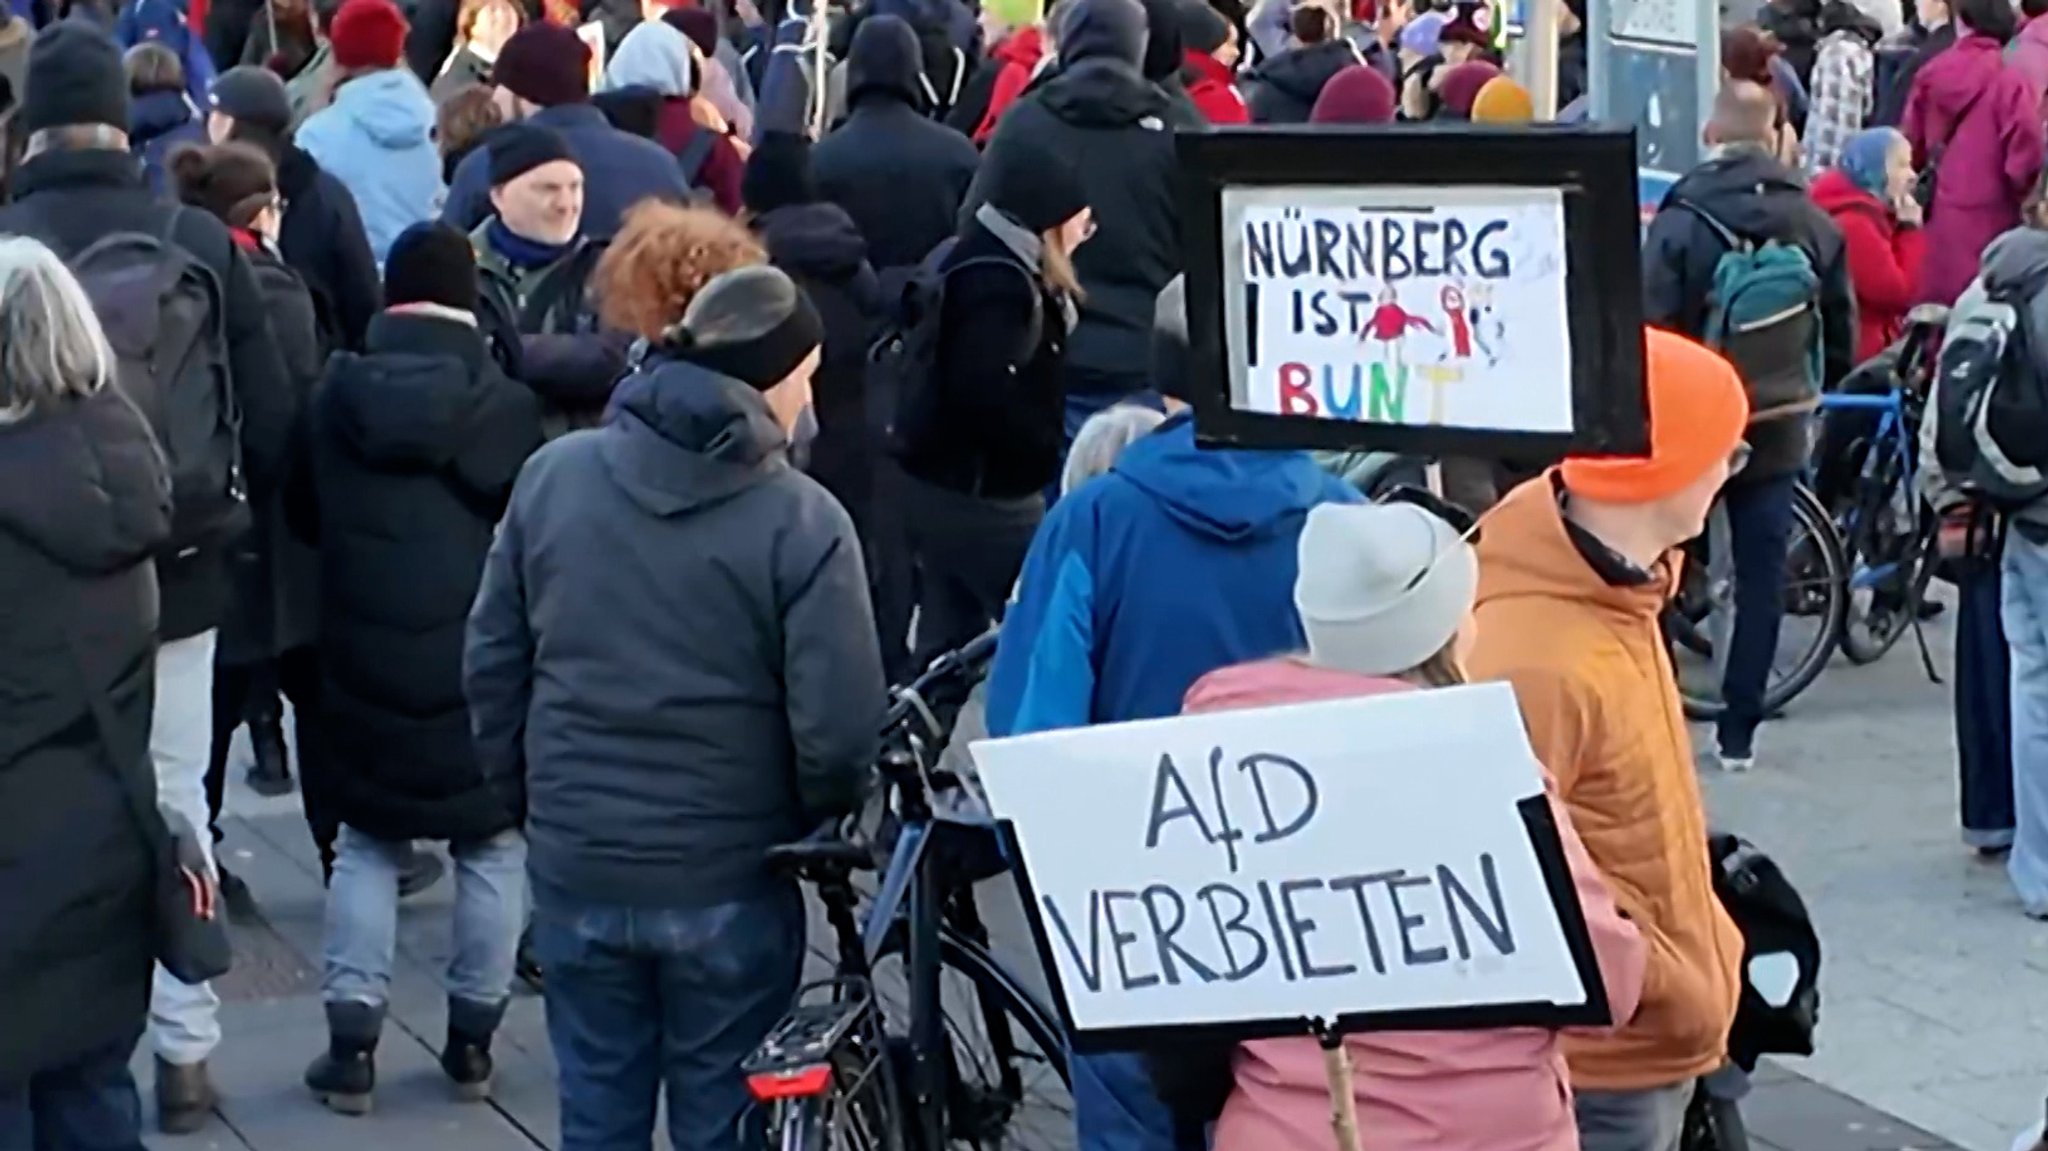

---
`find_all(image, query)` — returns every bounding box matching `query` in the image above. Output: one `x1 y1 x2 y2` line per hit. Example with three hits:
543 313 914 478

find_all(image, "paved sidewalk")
139 795 1975 1151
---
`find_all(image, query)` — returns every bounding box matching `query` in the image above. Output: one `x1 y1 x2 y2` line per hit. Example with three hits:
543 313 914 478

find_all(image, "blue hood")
328 68 436 150
1109 413 1336 542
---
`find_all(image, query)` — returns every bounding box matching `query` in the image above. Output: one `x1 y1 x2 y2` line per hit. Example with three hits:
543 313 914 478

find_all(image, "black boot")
304 1000 383 1115
245 708 294 797
154 1057 216 1135
441 997 508 1101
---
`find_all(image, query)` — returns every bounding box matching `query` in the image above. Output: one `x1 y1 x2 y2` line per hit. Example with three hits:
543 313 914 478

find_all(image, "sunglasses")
1374 483 1483 594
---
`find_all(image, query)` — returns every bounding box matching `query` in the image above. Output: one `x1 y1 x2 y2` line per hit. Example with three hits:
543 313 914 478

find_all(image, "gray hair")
1062 403 1165 494
0 236 115 424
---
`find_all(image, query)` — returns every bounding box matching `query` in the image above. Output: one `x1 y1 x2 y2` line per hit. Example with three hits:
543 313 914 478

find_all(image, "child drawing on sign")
1439 285 1473 360
1363 286 1435 368
1419 363 1461 425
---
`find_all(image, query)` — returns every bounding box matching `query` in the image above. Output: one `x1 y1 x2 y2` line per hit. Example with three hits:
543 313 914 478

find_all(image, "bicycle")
745 631 1074 1151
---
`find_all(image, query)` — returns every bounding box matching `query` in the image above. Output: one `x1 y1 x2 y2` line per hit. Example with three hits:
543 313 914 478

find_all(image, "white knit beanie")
1294 502 1478 677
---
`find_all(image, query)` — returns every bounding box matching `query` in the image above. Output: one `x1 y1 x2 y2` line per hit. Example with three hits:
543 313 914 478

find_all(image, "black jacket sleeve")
1811 215 1858 390
945 57 1001 139
1640 208 1709 337
518 330 633 414
448 374 545 515
934 262 1041 446
780 498 884 823
321 186 382 352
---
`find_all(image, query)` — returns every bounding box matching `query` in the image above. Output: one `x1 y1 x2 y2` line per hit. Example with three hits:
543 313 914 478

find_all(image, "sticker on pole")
970 683 1611 1049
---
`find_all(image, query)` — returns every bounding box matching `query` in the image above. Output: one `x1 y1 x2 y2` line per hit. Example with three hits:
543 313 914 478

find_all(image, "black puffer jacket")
291 311 542 842
274 141 382 353
465 357 885 910
964 7 1178 394
0 384 171 1084
813 14 981 273
754 202 884 536
1243 39 1357 123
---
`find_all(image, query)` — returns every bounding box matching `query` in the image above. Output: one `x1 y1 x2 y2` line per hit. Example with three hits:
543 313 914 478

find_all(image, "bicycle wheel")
1672 484 1848 721
1840 486 1933 666
866 920 1073 1150
773 1089 899 1151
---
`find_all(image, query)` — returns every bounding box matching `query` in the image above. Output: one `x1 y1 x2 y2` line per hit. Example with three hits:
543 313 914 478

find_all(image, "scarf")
487 216 572 272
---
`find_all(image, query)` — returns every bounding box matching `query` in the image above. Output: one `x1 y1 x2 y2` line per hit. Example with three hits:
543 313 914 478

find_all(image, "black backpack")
1930 279 2048 510
67 209 247 553
876 245 1040 462
1708 831 1822 1072
674 130 717 195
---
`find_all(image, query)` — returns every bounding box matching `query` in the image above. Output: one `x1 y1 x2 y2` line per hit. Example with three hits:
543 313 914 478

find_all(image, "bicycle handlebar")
881 627 998 735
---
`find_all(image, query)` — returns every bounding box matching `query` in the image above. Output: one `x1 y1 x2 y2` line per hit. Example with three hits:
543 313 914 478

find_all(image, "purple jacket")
1903 32 2047 306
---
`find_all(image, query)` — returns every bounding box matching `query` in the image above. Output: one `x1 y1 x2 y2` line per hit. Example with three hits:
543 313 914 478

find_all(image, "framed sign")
1179 126 1647 459
970 684 1612 1051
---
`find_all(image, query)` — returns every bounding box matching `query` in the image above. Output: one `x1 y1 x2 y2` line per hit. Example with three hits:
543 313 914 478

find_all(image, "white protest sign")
970 683 1596 1038
1220 184 1574 436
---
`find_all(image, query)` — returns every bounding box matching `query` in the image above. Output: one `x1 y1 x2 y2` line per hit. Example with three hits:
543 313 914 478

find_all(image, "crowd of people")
2 0 2048 1148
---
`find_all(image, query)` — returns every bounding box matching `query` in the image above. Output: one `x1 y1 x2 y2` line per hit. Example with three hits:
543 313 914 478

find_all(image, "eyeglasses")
1375 483 1483 594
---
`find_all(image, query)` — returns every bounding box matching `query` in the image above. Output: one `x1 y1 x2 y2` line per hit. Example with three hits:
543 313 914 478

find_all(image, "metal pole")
1526 0 1560 119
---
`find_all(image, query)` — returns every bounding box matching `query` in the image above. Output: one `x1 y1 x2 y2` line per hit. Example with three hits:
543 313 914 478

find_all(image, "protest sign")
971 683 1610 1048
1225 185 1573 434
1178 127 1647 459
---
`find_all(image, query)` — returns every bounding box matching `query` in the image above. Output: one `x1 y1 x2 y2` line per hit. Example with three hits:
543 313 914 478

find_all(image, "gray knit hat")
1294 502 1477 676
673 265 825 392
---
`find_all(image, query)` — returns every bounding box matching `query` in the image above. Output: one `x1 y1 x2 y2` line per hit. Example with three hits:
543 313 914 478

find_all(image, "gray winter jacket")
464 355 884 909
1921 226 2048 539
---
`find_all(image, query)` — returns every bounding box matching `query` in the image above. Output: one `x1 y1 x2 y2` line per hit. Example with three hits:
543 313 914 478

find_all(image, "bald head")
1708 80 1778 148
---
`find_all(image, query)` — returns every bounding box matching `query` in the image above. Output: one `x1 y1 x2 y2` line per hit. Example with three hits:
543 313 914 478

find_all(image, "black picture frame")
1178 124 1649 460
996 795 1614 1054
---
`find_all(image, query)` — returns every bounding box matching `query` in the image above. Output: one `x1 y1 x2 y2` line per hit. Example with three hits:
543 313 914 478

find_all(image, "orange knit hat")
1470 76 1534 124
1560 329 1751 504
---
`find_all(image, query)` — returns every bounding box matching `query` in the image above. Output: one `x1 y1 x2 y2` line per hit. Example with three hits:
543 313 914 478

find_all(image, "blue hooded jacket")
296 68 444 266
129 88 205 197
986 412 1360 740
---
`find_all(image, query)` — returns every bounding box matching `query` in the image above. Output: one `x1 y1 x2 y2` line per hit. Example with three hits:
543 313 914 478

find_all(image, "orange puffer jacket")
1467 475 1742 1092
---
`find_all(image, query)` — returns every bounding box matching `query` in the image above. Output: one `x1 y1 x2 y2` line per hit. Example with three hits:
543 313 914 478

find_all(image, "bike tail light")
747 1064 833 1101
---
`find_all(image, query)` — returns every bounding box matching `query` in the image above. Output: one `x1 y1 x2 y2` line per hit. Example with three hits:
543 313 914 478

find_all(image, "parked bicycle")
744 631 1073 1151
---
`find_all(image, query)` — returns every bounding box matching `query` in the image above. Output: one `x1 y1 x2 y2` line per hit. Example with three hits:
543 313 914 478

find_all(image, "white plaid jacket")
1804 32 1875 174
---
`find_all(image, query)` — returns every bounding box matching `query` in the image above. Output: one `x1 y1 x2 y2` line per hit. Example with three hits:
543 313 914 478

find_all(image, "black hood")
325 312 495 469
131 90 195 145
846 13 924 106
1818 0 1881 43
755 202 873 282
1138 0 1182 82
1663 148 1811 239
276 140 320 201
1038 57 1168 127
1056 0 1146 68
600 357 791 518
1249 40 1356 104
0 387 170 576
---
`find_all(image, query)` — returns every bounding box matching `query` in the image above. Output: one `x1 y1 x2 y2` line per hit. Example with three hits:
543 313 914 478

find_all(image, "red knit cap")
1310 65 1396 125
328 0 408 71
1438 60 1501 117
1560 329 1751 505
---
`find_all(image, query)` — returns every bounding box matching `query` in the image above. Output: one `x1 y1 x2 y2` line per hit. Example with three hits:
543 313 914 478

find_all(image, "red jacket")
652 97 745 218
1809 168 1927 362
974 26 1045 145
1183 50 1249 124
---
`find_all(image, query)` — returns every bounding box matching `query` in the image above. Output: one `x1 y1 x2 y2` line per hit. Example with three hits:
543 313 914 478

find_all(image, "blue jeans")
0 1034 145 1151
1716 476 1799 758
1073 1050 1198 1151
533 888 804 1151
2003 532 2048 912
1960 559 2016 848
322 827 526 1008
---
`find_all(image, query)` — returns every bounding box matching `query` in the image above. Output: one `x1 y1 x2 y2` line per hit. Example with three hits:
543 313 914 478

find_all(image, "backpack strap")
1675 196 1747 253
674 128 717 185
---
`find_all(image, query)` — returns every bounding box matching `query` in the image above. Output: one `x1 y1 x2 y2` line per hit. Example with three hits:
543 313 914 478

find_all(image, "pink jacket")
1182 660 1647 1151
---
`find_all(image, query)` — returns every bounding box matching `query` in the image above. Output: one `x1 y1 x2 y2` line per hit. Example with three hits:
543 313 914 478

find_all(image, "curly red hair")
595 200 767 340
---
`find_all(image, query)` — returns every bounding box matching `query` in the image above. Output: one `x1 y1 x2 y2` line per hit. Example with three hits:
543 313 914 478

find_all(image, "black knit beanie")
741 131 818 216
671 265 824 392
22 20 129 136
976 140 1088 235
1179 0 1231 54
384 222 480 312
488 123 578 187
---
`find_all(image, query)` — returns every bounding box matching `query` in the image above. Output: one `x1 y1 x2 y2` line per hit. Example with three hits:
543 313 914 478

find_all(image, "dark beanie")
663 6 720 57
489 123 578 186
672 265 825 392
495 22 591 108
22 21 128 135
384 222 480 312
977 140 1087 234
210 64 293 134
1310 64 1397 123
328 0 409 71
1179 0 1230 54
1437 60 1501 118
741 131 817 215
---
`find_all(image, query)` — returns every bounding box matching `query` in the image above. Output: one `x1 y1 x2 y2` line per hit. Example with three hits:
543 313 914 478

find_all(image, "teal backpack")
1683 199 1825 419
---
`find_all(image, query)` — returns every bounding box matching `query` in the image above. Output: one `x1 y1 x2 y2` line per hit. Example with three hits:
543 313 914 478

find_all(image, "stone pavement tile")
1747 1070 1968 1151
